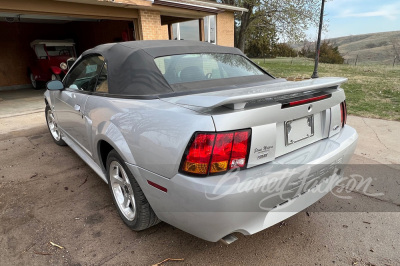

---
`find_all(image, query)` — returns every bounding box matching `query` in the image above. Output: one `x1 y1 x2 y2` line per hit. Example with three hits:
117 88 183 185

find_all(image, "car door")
53 55 105 156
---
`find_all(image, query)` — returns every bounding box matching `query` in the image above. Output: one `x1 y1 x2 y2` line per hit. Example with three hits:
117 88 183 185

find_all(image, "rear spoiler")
162 77 347 110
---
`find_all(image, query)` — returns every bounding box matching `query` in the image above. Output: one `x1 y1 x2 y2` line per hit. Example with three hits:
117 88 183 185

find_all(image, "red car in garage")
29 40 76 89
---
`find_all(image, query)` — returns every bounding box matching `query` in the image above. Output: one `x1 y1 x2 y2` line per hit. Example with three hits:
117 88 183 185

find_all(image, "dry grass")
253 57 400 121
294 31 400 66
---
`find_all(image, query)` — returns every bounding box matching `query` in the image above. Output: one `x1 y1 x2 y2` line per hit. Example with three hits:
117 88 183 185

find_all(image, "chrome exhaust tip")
219 234 238 245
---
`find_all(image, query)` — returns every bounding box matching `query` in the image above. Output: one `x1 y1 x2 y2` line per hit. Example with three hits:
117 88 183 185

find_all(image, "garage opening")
0 13 138 90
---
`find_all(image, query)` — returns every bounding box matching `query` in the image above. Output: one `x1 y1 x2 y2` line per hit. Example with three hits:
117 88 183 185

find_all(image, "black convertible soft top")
81 40 273 97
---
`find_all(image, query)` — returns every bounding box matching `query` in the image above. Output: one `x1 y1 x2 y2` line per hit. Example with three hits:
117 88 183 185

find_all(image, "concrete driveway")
1 89 399 265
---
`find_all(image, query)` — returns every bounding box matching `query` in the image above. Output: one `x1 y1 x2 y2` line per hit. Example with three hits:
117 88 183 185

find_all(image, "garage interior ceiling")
0 12 99 24
160 15 195 25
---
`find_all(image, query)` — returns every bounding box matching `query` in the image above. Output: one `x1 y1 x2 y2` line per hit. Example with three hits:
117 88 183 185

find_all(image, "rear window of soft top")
154 53 265 85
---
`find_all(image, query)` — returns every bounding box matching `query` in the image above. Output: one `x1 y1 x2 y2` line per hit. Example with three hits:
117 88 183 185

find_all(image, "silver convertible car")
44 40 357 243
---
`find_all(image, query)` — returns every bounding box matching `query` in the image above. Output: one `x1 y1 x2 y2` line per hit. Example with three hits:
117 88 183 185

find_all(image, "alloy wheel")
109 161 136 221
47 109 61 141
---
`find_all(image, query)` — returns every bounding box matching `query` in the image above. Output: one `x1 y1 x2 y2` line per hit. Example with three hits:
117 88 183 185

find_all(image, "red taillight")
181 129 251 176
340 101 347 127
230 131 250 169
182 133 215 175
210 133 234 173
340 103 343 126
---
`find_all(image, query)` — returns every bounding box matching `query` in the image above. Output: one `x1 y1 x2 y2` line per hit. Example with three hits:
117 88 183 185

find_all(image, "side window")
95 63 108 93
64 55 104 92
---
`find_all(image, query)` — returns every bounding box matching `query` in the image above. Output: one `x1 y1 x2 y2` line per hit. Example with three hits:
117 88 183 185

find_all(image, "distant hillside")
295 31 400 65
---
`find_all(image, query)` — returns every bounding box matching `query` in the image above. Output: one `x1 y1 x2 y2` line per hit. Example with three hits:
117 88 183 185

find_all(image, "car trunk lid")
162 77 347 169
162 77 347 110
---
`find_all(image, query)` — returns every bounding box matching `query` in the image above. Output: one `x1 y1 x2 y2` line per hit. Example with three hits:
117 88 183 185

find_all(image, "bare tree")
216 0 321 51
390 38 400 63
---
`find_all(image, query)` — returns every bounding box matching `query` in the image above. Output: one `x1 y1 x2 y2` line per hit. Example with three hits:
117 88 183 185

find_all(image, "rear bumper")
127 125 358 242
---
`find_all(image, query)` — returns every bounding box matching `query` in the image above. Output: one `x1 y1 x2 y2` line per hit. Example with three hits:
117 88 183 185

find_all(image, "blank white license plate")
285 115 314 146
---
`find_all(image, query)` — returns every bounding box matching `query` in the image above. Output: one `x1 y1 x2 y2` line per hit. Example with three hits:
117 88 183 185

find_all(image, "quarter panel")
93 121 136 167
84 96 215 179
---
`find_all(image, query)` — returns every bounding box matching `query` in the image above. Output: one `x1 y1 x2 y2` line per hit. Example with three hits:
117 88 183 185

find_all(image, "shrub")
319 41 344 64
299 41 344 64
272 43 297 57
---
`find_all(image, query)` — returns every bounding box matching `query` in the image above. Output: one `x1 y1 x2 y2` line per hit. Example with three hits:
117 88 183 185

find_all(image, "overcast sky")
306 0 400 39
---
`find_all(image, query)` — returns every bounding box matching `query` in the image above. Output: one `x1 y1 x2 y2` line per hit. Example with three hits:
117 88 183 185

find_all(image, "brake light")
181 129 251 176
340 103 343 126
210 133 234 173
289 94 329 106
230 131 250 169
182 133 215 175
282 94 330 108
340 101 347 127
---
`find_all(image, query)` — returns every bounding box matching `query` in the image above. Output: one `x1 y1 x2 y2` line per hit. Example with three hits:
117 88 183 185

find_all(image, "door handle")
74 104 81 112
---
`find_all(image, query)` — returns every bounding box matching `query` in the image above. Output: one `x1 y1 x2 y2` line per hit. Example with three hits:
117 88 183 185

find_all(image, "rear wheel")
106 150 160 231
45 105 66 146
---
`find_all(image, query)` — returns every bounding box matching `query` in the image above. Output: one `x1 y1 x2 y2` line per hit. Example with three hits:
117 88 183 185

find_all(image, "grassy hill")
296 31 400 66
251 57 400 121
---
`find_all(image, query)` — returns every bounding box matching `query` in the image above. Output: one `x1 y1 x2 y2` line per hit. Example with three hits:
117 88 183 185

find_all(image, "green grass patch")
253 57 400 121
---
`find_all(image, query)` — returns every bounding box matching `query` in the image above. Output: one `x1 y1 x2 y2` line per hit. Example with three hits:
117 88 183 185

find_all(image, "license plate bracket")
285 115 314 146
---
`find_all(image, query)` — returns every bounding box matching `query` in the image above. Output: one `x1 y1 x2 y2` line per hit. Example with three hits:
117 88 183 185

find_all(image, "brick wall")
138 10 168 40
161 25 169 40
216 11 234 47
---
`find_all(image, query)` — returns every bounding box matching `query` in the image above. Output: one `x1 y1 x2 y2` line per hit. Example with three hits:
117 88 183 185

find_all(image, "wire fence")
343 55 399 67
339 47 399 66
252 55 400 68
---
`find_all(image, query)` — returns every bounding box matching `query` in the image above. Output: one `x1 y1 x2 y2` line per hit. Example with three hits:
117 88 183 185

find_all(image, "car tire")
30 71 44 90
106 149 160 231
45 105 67 146
51 74 60 81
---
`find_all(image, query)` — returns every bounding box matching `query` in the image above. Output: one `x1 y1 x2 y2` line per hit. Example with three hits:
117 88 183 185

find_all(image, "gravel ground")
0 105 399 265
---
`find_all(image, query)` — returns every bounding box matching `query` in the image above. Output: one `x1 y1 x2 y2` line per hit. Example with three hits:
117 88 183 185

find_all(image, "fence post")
355 55 358 66
393 56 397 67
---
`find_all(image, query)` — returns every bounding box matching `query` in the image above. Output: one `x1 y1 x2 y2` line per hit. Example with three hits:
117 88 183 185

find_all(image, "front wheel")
45 105 66 146
51 74 60 81
106 150 160 231
30 72 44 90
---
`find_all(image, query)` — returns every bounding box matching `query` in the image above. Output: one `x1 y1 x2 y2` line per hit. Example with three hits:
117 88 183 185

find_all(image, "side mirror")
47 80 64 91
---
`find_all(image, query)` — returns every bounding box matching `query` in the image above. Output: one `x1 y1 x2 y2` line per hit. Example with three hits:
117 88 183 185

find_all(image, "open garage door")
0 13 138 90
